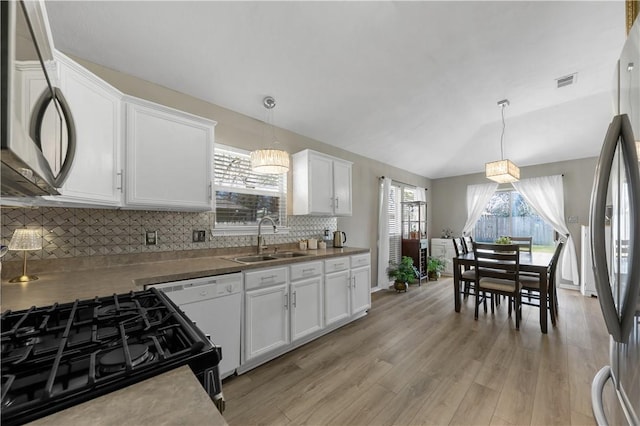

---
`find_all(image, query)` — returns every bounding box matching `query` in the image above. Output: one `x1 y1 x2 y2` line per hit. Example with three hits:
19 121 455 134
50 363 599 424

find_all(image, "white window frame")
212 144 289 236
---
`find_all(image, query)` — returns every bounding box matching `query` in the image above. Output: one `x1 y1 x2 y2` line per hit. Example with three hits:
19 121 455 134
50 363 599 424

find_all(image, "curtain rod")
379 176 428 190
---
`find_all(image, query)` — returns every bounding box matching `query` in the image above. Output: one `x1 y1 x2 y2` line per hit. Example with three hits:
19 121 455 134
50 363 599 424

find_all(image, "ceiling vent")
556 73 577 88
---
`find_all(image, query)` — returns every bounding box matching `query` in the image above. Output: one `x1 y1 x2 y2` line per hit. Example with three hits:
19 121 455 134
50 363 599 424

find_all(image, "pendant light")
250 96 290 174
486 99 520 183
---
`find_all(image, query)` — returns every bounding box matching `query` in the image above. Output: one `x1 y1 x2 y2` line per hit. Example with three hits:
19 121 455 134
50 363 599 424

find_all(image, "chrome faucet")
257 216 277 254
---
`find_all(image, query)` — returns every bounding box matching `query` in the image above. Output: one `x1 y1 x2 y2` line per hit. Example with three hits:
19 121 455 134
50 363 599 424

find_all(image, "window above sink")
212 144 289 236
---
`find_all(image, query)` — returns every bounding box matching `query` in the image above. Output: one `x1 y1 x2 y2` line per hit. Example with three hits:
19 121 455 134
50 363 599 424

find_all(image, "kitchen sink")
229 252 310 264
270 252 309 258
231 255 278 263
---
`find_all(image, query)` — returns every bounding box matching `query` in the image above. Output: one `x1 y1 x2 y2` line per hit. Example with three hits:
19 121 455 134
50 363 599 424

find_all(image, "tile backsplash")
1 207 336 262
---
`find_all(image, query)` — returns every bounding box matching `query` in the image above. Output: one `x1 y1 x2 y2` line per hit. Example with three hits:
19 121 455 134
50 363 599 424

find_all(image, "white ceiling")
45 1 627 179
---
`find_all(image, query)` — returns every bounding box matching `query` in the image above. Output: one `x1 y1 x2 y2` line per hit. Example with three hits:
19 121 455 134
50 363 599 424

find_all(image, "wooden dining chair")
453 238 477 301
519 241 564 326
462 236 474 254
473 242 521 329
509 236 532 253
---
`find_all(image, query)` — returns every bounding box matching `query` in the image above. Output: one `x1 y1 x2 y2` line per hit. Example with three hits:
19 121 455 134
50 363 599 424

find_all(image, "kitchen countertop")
1 246 369 312
26 365 228 426
1 245 369 426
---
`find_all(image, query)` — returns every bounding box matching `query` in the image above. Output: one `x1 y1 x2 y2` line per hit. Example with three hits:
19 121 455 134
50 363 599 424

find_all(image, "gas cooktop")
1 289 223 426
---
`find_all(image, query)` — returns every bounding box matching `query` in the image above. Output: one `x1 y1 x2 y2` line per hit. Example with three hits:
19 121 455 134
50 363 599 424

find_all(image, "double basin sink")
229 251 310 264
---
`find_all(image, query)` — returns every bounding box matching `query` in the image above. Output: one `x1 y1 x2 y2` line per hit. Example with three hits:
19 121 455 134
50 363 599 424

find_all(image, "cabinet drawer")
325 257 349 273
290 261 323 281
350 253 370 268
245 267 288 290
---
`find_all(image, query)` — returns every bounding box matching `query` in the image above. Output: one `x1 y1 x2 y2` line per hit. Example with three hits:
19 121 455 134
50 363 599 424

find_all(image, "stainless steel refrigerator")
590 20 640 426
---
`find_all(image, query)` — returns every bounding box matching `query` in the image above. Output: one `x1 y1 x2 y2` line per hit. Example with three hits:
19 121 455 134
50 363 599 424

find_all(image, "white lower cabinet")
244 267 290 362
350 254 371 316
431 238 456 275
241 253 370 372
290 261 323 342
324 268 351 326
325 254 372 326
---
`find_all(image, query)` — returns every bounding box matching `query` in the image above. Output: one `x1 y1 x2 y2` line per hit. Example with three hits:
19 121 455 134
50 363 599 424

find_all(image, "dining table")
452 251 554 333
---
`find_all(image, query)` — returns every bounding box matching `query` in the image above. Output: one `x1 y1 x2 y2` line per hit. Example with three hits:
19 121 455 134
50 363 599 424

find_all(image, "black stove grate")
1 288 220 426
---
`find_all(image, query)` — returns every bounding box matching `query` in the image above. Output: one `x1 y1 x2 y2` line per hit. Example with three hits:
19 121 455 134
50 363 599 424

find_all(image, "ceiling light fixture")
486 99 520 183
250 96 290 174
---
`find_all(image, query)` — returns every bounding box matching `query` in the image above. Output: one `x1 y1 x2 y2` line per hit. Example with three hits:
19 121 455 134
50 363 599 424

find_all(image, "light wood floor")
222 277 609 425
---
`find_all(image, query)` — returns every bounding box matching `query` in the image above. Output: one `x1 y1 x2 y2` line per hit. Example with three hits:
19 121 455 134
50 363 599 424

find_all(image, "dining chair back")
509 236 532 253
463 236 474 254
453 237 477 300
520 241 564 326
473 242 521 329
453 238 466 257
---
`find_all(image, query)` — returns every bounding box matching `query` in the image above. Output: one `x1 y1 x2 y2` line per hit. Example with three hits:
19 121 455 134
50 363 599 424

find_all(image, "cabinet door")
443 244 456 275
125 99 215 211
324 270 351 326
333 160 352 216
309 154 334 215
291 276 323 342
245 284 290 361
351 266 371 315
55 56 123 205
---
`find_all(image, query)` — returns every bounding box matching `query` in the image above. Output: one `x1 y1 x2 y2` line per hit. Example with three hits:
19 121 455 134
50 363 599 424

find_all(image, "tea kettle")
333 230 347 248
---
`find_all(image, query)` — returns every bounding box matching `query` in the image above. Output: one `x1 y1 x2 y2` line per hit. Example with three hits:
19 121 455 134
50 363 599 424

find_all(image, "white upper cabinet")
48 53 123 206
292 149 352 216
124 97 216 211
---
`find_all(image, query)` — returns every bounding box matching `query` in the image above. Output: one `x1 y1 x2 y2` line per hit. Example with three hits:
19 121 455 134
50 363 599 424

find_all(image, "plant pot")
428 271 440 281
394 281 408 292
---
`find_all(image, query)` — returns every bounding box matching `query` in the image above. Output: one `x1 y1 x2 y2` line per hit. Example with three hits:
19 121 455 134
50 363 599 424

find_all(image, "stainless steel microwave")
1 0 75 197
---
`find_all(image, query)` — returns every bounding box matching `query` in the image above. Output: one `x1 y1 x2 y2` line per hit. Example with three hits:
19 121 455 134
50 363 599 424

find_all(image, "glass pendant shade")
250 148 290 174
485 159 520 183
250 96 290 174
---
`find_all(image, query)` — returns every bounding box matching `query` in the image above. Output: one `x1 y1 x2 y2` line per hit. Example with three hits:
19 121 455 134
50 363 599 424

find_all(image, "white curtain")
377 177 392 288
512 175 579 285
415 186 426 202
462 183 498 235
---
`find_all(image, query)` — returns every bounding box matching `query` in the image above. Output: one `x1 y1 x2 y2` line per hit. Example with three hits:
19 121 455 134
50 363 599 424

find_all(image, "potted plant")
427 256 446 280
387 256 419 292
495 236 512 244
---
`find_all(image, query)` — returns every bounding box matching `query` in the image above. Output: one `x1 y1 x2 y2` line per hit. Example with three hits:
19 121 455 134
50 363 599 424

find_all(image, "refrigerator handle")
591 365 612 426
590 114 640 343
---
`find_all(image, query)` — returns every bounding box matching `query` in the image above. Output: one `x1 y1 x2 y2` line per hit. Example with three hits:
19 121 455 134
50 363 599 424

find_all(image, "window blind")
214 146 286 226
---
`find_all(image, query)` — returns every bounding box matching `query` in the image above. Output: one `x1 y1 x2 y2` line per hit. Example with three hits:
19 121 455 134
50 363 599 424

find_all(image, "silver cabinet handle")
116 169 123 192
336 197 339 209
293 291 297 307
302 268 315 274
284 293 289 310
261 275 277 281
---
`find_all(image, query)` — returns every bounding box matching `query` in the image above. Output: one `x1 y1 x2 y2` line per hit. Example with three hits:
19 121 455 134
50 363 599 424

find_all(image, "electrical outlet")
567 216 579 224
192 230 207 243
145 230 157 246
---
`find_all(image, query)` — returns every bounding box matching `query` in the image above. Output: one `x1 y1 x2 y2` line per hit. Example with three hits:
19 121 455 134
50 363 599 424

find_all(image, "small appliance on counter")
0 288 225 425
333 230 347 248
323 228 332 247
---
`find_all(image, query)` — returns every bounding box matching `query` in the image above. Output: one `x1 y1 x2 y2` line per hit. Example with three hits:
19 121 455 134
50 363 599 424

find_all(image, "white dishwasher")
150 273 242 379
